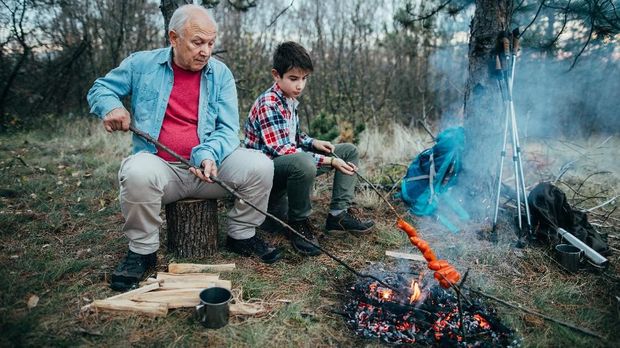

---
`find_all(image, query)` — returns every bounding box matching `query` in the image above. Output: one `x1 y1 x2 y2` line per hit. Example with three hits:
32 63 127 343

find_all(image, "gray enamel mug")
195 287 233 329
555 244 583 273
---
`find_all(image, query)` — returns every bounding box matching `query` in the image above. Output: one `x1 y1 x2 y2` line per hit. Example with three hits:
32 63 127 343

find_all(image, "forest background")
1 0 619 346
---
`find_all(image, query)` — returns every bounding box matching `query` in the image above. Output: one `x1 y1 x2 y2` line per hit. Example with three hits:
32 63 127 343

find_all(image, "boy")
244 41 374 256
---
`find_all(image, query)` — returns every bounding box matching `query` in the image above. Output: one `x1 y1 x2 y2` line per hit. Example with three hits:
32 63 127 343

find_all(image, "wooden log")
159 279 232 290
91 299 168 317
165 198 218 258
168 263 236 274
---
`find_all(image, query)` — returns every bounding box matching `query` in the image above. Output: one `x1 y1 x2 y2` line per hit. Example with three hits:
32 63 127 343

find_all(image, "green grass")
1 118 619 347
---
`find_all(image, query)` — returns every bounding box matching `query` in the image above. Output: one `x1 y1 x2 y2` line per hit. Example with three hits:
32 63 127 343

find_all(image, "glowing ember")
377 288 393 301
343 266 517 345
474 313 492 330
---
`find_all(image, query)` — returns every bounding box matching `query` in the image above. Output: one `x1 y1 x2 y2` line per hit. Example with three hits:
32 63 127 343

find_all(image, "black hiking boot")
288 219 321 256
226 235 283 264
110 250 157 291
259 216 287 235
325 208 375 236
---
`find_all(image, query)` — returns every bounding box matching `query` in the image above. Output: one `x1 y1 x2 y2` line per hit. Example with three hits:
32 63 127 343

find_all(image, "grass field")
1 118 618 347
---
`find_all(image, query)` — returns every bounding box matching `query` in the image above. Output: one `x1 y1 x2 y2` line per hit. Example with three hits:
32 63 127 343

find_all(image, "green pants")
268 143 359 221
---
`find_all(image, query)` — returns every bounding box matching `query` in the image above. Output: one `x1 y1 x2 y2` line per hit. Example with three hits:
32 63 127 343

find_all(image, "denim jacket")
87 47 240 167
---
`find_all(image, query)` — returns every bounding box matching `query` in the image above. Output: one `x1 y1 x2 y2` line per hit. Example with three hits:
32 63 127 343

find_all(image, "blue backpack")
400 127 468 231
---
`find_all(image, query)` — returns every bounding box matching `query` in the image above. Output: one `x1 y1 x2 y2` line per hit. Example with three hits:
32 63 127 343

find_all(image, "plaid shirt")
244 83 326 167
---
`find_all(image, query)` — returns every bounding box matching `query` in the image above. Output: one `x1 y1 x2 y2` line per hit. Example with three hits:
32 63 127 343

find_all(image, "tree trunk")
165 199 219 258
462 0 512 219
159 0 192 43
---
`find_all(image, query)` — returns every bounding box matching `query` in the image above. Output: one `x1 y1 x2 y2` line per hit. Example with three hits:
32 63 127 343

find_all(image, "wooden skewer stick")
468 287 605 340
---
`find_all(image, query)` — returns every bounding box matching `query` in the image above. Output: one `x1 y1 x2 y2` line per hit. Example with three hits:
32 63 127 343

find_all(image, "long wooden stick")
128 125 397 291
468 288 605 340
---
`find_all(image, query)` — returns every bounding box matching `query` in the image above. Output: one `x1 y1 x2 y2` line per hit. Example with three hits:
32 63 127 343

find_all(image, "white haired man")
87 4 282 291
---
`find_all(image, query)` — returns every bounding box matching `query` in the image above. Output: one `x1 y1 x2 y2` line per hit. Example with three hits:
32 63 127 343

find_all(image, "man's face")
170 15 217 71
272 68 310 99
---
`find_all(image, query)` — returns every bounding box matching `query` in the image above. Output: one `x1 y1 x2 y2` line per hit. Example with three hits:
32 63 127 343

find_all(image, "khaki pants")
118 148 273 255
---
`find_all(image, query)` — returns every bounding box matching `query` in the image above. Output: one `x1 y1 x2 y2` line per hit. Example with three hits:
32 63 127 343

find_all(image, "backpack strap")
427 152 436 204
403 175 430 182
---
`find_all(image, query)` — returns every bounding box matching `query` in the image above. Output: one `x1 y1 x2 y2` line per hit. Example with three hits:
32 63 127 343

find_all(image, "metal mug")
555 244 583 273
195 287 232 329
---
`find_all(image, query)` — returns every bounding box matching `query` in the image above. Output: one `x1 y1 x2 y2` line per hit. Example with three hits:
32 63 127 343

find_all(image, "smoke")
427 27 620 139
513 45 620 138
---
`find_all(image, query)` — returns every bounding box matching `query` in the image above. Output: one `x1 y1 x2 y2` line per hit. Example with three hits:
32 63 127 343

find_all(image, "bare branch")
405 0 453 21
542 0 571 49
569 13 594 70
521 0 547 38
266 0 294 29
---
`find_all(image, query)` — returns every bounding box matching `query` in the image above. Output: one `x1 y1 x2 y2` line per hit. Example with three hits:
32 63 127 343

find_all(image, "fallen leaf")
27 295 39 309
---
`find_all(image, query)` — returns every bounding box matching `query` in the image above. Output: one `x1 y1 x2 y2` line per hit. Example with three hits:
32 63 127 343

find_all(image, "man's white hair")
169 4 216 37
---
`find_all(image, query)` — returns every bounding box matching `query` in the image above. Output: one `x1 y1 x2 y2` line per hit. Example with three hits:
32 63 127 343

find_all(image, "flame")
473 314 491 330
409 279 422 303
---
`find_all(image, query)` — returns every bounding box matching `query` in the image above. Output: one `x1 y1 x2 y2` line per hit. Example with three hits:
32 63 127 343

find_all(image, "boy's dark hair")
273 41 313 77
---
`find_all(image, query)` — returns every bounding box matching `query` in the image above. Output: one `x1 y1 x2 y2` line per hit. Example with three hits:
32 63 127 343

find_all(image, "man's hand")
312 139 335 154
331 158 357 176
190 159 218 183
103 107 131 132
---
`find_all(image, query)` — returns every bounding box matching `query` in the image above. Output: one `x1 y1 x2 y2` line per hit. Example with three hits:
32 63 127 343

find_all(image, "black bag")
527 182 609 255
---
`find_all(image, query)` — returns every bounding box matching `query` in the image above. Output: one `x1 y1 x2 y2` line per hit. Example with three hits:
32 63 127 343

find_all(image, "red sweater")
156 62 201 162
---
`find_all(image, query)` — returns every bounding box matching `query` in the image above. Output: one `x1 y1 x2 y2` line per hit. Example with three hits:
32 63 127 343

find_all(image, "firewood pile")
81 263 265 318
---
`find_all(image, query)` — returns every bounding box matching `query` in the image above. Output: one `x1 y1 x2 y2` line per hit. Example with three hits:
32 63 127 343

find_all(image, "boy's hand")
190 159 217 183
332 158 357 176
312 139 335 153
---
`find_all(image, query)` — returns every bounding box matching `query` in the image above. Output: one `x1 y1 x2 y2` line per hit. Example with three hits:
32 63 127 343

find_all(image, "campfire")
343 265 516 346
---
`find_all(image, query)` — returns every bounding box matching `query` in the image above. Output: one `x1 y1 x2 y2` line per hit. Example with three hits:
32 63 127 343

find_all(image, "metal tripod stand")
491 29 533 242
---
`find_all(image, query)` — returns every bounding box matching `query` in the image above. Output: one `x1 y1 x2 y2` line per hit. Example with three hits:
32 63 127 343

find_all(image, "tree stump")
165 198 218 258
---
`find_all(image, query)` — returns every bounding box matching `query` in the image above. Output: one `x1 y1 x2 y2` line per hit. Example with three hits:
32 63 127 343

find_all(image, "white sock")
329 209 345 216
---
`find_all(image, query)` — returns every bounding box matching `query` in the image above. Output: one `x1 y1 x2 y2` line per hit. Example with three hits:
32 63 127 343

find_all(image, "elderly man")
87 4 282 291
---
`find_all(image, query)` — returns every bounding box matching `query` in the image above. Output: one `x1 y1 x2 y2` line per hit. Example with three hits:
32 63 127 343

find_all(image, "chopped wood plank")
230 303 265 315
158 279 232 290
155 272 219 282
91 299 168 317
80 282 161 312
139 278 163 286
131 288 204 308
385 250 426 262
168 263 235 274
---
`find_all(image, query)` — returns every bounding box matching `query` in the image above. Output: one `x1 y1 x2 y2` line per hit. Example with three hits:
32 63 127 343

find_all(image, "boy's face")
272 68 310 99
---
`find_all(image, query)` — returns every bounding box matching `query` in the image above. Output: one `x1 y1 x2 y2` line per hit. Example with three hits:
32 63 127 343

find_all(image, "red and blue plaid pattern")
244 83 326 166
